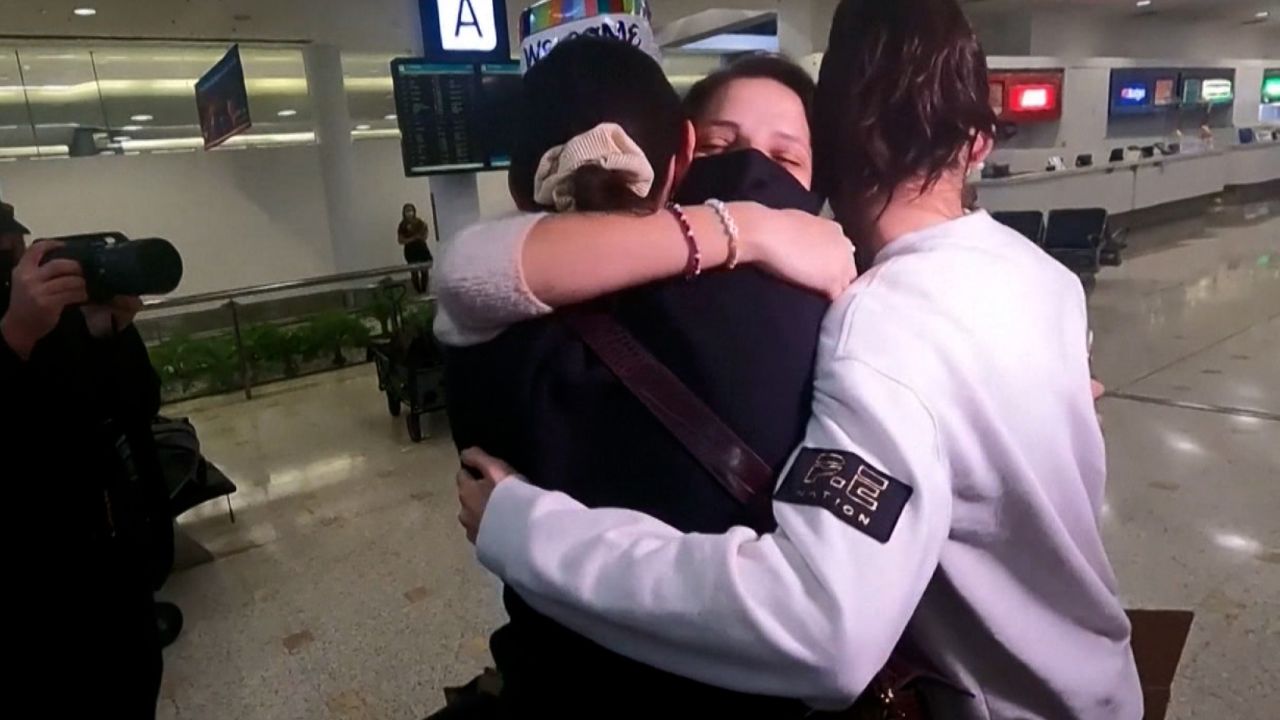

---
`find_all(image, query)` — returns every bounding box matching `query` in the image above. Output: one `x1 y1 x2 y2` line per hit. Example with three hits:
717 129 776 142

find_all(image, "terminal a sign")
419 0 511 64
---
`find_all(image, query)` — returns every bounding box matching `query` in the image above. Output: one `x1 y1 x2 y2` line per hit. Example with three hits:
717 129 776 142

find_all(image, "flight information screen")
393 61 486 175
391 60 523 177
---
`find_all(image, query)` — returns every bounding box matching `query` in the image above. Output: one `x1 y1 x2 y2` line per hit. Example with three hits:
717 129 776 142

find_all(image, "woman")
438 36 848 717
684 54 816 189
448 1 1142 717
397 203 431 293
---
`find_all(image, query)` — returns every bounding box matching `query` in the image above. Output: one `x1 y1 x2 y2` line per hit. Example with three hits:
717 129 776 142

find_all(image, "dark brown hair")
684 54 816 127
510 37 684 214
813 0 998 202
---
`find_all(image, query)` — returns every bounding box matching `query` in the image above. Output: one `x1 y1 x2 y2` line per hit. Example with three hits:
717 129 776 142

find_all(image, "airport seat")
1044 208 1107 278
992 211 1046 246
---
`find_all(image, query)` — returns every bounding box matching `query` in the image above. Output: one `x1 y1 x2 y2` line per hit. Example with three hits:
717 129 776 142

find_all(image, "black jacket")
1 302 168 713
446 151 830 716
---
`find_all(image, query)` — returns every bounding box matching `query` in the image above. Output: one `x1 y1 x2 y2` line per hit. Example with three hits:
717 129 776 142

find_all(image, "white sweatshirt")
436 211 1143 719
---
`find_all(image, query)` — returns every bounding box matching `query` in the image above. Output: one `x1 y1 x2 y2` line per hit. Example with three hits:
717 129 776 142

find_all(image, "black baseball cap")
1 198 31 236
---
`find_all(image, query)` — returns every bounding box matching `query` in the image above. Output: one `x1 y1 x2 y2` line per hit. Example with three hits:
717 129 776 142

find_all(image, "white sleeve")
476 354 953 709
432 212 552 347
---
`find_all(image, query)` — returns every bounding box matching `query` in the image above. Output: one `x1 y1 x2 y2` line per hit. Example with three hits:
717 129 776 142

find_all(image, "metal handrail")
142 261 433 402
143 262 434 311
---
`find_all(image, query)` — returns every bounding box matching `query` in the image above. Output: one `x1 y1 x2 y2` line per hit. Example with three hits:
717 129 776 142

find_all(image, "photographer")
2 199 170 717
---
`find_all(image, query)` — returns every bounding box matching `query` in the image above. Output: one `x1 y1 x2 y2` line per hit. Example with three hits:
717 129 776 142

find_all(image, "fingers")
460 447 515 482
20 240 61 269
35 259 83 282
42 276 88 297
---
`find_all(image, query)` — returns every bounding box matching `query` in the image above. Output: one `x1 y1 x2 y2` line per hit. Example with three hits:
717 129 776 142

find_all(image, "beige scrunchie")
533 123 655 211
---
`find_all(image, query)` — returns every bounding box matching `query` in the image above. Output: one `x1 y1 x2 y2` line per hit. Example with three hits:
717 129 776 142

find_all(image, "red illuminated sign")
1010 84 1057 113
988 69 1065 123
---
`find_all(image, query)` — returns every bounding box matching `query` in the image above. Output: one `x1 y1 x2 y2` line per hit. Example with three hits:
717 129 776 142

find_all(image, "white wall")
1027 13 1278 61
0 145 336 296
0 137 518 295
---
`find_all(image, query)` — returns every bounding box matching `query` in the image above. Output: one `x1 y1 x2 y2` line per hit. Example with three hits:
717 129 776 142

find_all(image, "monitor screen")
195 45 252 150
477 64 523 169
1116 83 1150 107
1201 79 1233 104
1153 78 1176 107
1264 74 1280 104
1181 78 1203 105
391 59 526 177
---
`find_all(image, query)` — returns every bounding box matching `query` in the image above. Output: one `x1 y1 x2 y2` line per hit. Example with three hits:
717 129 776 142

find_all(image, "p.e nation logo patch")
775 448 913 544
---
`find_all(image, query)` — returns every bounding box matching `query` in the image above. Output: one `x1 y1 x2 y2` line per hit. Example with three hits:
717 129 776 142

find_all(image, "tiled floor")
159 208 1279 720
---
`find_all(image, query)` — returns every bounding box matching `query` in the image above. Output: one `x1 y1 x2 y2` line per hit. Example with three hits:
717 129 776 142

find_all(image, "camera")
41 232 184 303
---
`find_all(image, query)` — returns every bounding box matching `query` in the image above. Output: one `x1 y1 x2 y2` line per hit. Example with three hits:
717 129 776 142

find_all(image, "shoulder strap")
565 308 775 510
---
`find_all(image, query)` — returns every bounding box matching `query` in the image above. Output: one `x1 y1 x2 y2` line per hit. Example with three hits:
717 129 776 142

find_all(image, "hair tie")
533 123 655 211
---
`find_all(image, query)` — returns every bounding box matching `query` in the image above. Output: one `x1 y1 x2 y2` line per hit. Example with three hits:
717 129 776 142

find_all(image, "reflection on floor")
159 209 1279 720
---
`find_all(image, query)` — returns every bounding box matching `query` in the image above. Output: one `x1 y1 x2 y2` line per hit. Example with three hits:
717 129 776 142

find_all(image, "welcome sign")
519 0 657 70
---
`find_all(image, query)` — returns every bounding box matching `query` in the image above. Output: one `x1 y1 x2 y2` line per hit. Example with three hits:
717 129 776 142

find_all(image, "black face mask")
674 149 823 216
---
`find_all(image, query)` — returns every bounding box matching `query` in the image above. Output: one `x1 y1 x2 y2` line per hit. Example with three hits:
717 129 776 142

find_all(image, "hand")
733 203 857 300
456 447 517 545
0 241 86 360
82 296 144 339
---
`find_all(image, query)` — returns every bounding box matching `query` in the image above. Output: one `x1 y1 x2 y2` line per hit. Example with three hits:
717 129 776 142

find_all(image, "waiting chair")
991 211 1046 246
1044 209 1110 286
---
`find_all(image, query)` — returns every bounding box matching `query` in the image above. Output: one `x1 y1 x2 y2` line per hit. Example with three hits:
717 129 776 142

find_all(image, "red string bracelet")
668 202 701 280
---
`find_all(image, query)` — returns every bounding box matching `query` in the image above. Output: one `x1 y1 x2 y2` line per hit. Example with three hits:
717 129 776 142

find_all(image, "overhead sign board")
419 0 511 64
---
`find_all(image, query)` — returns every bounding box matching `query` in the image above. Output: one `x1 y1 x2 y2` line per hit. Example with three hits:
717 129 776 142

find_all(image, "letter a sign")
419 0 511 64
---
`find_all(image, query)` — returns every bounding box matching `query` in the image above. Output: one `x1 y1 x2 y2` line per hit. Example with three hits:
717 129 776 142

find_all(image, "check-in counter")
976 163 1138 214
1132 151 1227 208
1225 142 1280 186
976 145 1277 214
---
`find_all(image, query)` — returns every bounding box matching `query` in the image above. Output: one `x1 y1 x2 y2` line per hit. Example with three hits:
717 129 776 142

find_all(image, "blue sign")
419 0 511 65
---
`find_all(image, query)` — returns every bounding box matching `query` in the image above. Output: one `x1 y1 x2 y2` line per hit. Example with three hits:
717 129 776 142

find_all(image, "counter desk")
976 143 1278 214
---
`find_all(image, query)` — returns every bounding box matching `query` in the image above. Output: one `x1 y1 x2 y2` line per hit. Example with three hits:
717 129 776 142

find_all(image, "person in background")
1 198 171 717
398 203 431 293
450 0 1142 716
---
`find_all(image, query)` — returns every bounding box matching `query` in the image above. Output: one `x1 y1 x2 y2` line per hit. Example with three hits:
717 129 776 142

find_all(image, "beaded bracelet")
704 199 741 270
668 203 702 279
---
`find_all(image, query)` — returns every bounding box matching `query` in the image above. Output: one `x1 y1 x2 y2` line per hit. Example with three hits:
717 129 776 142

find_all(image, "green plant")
403 301 437 340
148 333 240 396
306 311 374 367
244 323 305 377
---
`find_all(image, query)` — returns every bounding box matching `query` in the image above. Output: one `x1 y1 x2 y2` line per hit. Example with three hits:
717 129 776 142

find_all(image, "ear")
673 119 697 186
967 133 995 170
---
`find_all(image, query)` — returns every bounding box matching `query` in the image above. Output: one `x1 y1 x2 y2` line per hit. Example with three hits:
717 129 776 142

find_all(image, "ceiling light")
120 125 144 132
130 114 154 122
355 124 372 131
277 109 298 117
112 136 132 143
1135 0 1151 6
1257 11 1270 18
73 7 97 17
384 113 398 121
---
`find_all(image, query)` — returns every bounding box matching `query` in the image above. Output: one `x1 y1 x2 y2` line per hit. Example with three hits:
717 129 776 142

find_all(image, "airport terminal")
0 1 1276 718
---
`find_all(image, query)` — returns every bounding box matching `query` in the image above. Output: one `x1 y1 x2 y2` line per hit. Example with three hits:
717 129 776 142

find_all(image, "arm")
434 206 855 347
471 320 952 708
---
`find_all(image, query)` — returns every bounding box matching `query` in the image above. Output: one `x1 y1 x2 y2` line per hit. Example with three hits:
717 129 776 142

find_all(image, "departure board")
392 61 486 176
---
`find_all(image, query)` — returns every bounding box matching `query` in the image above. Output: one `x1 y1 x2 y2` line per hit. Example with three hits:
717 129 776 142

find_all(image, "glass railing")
138 263 434 404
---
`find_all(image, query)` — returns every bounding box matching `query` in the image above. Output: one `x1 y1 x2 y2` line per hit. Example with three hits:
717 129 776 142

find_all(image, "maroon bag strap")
565 309 776 511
